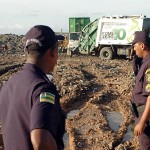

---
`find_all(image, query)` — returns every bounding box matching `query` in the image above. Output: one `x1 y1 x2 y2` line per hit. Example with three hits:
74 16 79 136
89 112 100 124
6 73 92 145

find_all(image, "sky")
0 0 150 35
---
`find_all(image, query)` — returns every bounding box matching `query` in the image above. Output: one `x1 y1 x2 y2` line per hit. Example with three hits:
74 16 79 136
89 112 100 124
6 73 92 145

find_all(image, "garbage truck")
73 15 150 59
67 17 90 55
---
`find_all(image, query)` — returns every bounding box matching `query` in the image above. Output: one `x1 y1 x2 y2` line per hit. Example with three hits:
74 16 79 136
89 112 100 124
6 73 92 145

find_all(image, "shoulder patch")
145 68 150 74
145 68 150 83
40 92 55 104
145 84 150 92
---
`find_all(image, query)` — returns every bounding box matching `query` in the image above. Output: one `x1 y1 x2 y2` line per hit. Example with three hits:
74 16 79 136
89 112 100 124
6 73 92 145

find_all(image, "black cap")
24 25 59 50
131 31 150 45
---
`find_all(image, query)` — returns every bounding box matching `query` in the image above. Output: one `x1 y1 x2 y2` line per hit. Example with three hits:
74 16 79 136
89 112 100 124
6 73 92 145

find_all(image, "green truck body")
67 17 90 54
69 17 90 32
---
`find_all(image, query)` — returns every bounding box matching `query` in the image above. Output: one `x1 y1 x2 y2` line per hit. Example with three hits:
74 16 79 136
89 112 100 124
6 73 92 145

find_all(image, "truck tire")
100 47 113 60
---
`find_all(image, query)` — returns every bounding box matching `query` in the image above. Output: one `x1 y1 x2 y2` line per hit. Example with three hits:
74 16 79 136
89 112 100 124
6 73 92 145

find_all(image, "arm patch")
145 68 150 92
40 92 55 104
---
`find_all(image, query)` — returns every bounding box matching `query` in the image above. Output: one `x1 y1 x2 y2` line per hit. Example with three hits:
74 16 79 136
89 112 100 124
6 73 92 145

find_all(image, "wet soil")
0 53 140 150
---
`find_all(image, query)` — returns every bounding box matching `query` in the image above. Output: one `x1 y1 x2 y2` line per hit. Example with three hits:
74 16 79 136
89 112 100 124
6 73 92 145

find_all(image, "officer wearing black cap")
131 30 150 149
0 25 66 150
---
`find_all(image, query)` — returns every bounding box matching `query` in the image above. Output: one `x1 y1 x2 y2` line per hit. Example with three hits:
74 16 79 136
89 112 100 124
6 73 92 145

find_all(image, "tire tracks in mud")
57 56 138 150
64 85 127 149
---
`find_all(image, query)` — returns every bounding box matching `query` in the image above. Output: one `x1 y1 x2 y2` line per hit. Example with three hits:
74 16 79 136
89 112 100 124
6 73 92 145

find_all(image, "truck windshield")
70 33 80 40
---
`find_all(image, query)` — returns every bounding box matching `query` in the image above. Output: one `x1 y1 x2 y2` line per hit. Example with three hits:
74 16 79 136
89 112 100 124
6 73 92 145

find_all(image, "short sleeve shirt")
0 63 65 150
133 55 150 105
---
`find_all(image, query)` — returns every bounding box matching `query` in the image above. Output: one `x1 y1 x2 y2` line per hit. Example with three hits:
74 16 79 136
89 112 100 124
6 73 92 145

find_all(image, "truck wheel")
100 47 113 60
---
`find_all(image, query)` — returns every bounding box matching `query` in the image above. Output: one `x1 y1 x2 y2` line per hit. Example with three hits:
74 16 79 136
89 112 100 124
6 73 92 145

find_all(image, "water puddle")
63 109 80 148
106 111 134 141
67 109 80 119
63 132 69 148
106 111 123 131
123 124 134 141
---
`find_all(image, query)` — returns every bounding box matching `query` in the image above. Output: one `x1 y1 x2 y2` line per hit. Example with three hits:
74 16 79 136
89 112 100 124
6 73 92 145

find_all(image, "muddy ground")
0 51 140 150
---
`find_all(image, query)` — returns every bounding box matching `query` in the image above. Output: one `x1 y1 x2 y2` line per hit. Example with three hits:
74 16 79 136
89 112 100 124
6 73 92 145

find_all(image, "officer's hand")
134 122 146 136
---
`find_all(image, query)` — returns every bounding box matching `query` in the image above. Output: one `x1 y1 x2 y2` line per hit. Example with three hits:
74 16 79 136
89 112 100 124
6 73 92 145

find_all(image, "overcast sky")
0 0 150 35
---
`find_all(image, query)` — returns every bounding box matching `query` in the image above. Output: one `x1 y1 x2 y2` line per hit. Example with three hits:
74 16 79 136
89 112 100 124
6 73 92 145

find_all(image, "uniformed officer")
131 30 150 149
0 25 66 150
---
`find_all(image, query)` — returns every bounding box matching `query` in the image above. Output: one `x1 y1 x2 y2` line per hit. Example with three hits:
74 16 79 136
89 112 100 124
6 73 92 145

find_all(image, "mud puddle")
67 109 80 119
63 132 69 148
123 124 134 141
106 112 134 141
63 109 80 148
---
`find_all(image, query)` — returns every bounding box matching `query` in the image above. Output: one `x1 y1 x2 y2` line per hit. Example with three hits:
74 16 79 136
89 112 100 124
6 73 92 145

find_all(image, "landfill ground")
0 50 140 150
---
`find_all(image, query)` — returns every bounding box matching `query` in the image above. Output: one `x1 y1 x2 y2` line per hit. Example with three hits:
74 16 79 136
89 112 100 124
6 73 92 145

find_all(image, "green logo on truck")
113 28 126 40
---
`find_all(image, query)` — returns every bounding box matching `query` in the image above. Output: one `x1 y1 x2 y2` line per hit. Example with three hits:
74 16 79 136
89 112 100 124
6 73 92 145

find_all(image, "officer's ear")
49 43 58 58
140 43 146 50
47 48 56 58
24 47 29 54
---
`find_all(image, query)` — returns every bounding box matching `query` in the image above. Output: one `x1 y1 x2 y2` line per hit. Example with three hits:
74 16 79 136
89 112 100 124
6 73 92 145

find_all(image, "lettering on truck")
101 29 126 40
98 19 142 43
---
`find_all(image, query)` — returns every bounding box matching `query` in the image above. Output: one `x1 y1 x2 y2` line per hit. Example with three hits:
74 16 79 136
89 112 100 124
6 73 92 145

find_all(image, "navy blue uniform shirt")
132 55 150 105
0 63 65 150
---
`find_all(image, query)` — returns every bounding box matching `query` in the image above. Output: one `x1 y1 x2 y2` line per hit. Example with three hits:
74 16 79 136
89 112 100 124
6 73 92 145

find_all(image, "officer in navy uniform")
0 25 66 150
131 30 150 150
